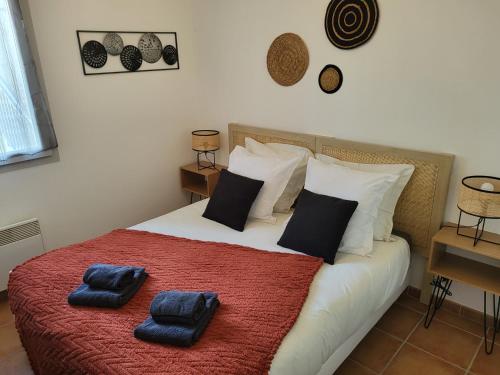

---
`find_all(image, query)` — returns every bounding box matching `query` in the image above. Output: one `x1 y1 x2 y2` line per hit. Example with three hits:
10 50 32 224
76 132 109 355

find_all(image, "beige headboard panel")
229 124 316 152
317 137 454 257
229 123 454 258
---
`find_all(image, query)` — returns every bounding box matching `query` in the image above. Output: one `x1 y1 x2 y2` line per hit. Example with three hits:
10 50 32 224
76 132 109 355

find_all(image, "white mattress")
131 200 410 375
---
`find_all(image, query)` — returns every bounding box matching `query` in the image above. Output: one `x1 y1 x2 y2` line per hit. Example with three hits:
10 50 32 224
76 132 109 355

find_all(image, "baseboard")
406 286 486 324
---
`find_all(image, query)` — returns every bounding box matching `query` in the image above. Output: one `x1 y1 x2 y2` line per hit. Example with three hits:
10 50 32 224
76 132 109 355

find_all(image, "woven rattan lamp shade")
192 130 220 152
458 176 500 218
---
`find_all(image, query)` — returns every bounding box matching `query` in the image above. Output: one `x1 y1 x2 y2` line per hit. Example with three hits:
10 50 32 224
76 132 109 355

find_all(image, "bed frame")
228 123 455 303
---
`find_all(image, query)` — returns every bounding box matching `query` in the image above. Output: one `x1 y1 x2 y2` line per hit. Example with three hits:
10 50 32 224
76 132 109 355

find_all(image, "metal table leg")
484 291 500 355
424 276 453 328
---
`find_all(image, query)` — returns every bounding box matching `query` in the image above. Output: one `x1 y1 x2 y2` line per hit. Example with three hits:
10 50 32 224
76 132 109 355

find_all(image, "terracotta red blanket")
8 229 322 375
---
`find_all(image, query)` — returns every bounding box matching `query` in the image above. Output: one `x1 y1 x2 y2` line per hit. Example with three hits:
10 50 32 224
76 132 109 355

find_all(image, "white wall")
0 0 200 250
1 0 498 312
191 0 500 311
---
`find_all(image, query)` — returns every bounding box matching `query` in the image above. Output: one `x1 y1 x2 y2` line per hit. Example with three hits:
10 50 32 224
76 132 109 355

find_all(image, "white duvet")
131 200 410 375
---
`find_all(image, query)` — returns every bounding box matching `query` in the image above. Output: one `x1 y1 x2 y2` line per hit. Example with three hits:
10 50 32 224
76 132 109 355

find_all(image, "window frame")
0 149 52 167
0 0 57 168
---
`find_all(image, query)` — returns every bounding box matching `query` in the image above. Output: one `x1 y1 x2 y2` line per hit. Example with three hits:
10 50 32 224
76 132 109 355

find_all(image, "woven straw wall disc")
267 33 309 87
319 64 343 94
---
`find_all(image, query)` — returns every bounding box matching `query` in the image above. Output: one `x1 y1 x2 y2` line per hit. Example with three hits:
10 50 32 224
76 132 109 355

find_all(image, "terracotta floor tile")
408 319 480 369
0 323 23 357
334 359 376 375
0 301 13 327
470 341 500 375
384 344 464 375
376 304 422 340
350 328 402 373
396 294 427 314
0 349 33 375
434 308 483 337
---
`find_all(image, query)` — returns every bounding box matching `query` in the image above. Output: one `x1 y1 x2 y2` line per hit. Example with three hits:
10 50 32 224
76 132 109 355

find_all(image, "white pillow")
228 146 300 222
315 154 415 241
245 138 313 213
305 158 399 256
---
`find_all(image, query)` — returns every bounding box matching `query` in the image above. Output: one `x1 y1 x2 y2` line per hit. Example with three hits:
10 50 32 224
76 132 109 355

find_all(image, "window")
0 0 56 165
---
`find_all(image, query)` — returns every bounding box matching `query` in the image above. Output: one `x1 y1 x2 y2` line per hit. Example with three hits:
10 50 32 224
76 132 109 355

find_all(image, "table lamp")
192 130 220 170
457 175 500 246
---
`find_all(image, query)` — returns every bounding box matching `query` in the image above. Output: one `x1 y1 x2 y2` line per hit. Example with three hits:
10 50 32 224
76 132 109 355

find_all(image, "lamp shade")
458 176 500 219
192 130 220 152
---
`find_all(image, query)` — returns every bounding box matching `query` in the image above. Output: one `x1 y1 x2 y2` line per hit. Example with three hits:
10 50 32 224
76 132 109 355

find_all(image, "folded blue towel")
150 290 207 325
68 268 148 308
134 292 219 347
83 263 137 290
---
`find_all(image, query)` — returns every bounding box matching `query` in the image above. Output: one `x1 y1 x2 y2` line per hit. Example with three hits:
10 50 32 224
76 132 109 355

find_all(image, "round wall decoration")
325 0 379 50
81 40 107 68
162 45 178 65
103 33 124 56
120 45 143 71
267 33 309 87
319 65 343 94
138 33 163 63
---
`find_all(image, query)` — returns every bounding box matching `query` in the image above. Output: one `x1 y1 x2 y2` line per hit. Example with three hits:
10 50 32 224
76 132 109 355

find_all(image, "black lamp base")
196 151 217 171
457 210 500 246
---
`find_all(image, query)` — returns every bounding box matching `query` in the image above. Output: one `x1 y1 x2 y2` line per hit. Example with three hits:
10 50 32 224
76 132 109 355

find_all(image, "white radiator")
0 219 45 291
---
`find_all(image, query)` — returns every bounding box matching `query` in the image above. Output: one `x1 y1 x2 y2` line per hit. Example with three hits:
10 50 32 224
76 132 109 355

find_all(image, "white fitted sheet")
131 200 410 375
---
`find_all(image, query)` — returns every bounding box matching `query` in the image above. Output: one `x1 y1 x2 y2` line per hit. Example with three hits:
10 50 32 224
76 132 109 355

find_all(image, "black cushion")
278 189 358 264
202 169 264 232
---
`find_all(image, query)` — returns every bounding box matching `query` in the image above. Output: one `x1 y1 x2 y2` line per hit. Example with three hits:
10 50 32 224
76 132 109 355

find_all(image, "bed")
8 124 454 374
132 199 410 374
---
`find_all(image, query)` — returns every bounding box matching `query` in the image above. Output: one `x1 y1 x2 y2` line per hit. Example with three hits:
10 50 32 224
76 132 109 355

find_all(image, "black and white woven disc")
81 40 107 68
138 33 163 63
162 45 178 65
325 0 379 49
103 33 124 56
120 45 143 71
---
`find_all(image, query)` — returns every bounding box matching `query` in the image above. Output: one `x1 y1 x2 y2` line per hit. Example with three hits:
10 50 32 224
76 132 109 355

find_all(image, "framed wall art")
76 30 179 76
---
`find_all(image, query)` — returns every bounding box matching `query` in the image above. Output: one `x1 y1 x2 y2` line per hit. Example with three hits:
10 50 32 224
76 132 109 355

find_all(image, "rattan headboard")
228 123 454 257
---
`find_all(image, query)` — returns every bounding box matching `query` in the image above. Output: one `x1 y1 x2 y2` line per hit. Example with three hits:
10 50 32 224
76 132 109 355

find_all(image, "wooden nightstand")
180 163 226 203
424 224 500 354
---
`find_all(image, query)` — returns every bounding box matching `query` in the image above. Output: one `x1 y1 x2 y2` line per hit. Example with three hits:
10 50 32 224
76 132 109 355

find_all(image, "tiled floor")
0 295 32 375
336 292 499 375
0 292 498 375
